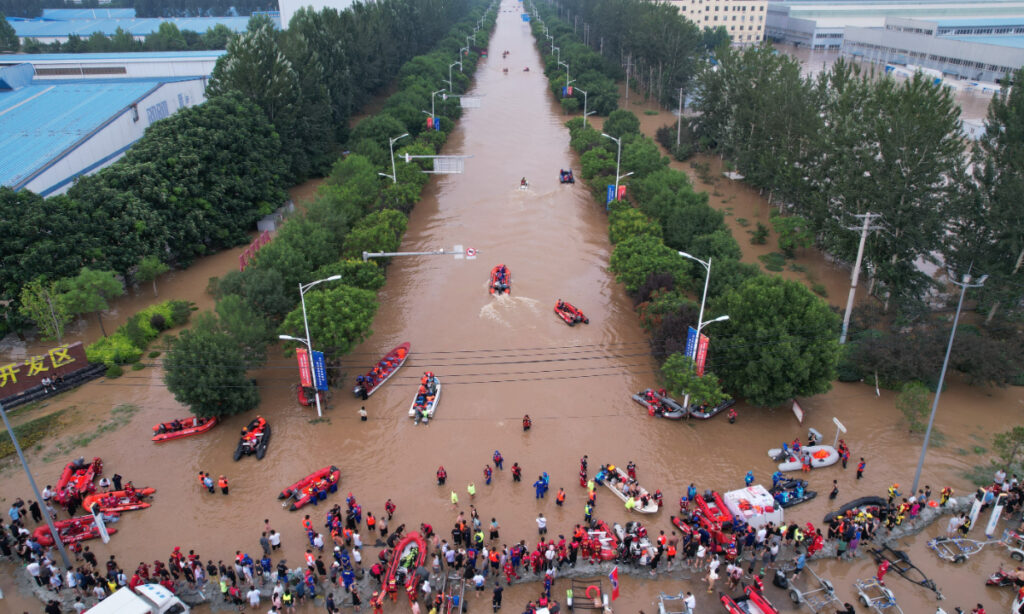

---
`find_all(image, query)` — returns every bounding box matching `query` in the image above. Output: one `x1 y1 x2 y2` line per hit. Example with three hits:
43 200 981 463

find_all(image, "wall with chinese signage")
0 342 89 401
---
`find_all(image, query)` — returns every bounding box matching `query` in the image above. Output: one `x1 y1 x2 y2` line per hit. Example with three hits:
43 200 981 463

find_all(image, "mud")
1 4 1022 614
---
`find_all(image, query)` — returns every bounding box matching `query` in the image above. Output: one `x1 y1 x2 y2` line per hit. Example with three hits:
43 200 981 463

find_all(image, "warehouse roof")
0 50 227 63
8 16 267 37
0 76 194 190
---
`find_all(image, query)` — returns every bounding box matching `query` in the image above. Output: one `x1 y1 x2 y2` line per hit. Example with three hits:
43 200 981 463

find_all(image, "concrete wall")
27 56 222 80
24 78 208 196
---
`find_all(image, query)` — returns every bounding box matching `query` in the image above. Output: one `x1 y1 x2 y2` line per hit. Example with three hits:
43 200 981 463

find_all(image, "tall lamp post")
0 402 72 567
677 251 728 409
448 61 463 92
910 270 988 493
279 274 343 417
558 60 573 87
378 133 409 184
575 88 594 128
601 133 633 206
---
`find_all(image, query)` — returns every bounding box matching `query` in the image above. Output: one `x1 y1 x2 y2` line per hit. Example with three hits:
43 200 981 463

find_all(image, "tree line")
162 3 495 417
1 0 480 344
687 46 1023 388
532 0 719 108
14 21 236 54
0 0 270 18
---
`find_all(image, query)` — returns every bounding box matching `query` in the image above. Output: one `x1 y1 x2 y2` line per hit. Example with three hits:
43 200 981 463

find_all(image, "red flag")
296 348 312 388
608 566 619 601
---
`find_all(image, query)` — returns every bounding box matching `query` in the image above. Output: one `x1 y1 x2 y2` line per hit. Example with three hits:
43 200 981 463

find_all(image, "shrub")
131 363 146 371
87 334 143 366
105 364 124 378
148 351 161 358
150 313 168 331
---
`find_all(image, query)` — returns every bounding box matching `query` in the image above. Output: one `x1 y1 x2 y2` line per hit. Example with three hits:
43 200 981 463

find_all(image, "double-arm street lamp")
279 275 343 417
378 133 409 184
677 251 730 409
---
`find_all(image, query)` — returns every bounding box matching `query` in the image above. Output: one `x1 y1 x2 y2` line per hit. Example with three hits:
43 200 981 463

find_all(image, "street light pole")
281 275 343 418
601 133 632 205
677 251 722 411
910 270 988 494
558 60 572 86
576 88 594 128
378 133 409 184
459 48 469 71
449 61 462 92
0 402 72 567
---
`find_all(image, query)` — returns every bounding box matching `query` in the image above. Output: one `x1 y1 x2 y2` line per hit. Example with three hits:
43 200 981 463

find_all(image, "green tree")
213 267 294 321
771 215 813 258
163 312 260 418
136 255 170 297
145 22 187 51
661 353 727 408
19 279 71 343
341 210 408 260
602 110 641 139
58 268 124 337
710 275 840 406
894 381 930 433
202 24 234 49
215 294 274 361
608 204 661 245
279 285 378 361
0 13 21 52
609 234 690 294
993 426 1024 472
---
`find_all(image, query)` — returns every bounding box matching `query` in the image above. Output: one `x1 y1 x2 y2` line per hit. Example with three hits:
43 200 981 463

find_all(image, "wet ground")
2 4 1024 613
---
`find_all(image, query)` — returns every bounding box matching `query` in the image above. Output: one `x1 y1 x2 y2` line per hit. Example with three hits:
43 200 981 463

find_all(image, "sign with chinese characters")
0 342 88 400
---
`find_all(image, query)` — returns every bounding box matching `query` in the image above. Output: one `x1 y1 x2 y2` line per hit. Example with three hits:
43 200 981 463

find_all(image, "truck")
87 584 190 614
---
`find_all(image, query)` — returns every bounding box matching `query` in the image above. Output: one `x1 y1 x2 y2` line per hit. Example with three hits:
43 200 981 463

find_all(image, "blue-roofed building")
0 64 208 196
0 50 225 80
4 9 276 44
40 8 139 20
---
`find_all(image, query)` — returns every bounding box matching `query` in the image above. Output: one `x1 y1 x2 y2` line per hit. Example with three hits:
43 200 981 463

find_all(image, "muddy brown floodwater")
2 4 1024 613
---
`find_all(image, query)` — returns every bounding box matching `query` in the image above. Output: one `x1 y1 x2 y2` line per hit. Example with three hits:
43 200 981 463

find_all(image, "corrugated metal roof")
10 16 272 38
0 78 192 189
935 17 1024 27
41 8 138 19
948 34 1024 48
0 50 227 63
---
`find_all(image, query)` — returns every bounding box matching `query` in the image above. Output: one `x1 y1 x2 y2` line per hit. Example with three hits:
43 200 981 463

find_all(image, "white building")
278 0 359 29
0 50 224 80
665 0 768 45
0 63 208 196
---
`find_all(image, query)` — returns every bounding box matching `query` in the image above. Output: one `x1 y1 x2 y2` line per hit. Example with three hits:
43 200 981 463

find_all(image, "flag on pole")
608 566 619 601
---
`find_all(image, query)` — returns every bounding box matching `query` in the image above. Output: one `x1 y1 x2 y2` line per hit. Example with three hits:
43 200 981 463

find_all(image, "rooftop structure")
0 50 225 80
664 0 768 45
278 0 358 28
0 65 208 196
5 10 277 43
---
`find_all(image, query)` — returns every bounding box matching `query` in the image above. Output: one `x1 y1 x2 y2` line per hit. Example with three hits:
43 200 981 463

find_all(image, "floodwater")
2 4 1023 613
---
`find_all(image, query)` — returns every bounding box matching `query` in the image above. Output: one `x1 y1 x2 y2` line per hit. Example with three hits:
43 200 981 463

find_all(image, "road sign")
833 417 847 433
792 399 804 423
466 247 477 259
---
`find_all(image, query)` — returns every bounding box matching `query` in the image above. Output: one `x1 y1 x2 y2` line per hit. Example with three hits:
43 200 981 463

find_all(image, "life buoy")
928 500 939 508
812 449 829 460
585 585 600 599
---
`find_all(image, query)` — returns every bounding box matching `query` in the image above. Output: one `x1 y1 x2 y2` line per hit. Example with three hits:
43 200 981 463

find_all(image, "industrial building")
278 0 356 29
766 1 1024 49
843 17 1024 82
0 50 225 79
665 0 767 45
0 54 211 196
5 8 277 44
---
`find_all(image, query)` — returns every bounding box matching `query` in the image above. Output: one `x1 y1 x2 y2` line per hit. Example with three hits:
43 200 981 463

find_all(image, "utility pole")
840 212 882 344
676 88 684 146
625 55 631 106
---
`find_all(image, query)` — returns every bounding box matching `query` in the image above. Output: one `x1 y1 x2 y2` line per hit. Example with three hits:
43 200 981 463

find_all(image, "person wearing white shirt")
41 486 53 503
536 514 547 535
26 560 41 585
683 591 696 614
248 586 262 607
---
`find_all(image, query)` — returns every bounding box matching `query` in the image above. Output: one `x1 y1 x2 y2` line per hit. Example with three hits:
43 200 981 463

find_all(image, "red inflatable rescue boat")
82 488 155 513
385 532 428 596
554 300 589 325
54 457 102 504
279 465 341 511
719 584 778 613
352 343 410 399
489 264 511 295
33 514 118 546
151 416 217 442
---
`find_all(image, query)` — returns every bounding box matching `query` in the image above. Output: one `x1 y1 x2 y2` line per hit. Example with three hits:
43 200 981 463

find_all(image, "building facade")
666 0 768 45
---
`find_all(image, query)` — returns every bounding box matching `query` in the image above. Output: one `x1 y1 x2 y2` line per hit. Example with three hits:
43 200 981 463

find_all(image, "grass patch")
47 404 140 456
712 190 723 197
930 430 947 448
308 417 331 425
0 410 67 460
811 283 828 297
788 263 807 273
148 351 161 358
973 445 987 455
955 448 970 456
131 363 146 371
963 463 995 486
643 110 659 116
758 252 787 272
736 218 749 227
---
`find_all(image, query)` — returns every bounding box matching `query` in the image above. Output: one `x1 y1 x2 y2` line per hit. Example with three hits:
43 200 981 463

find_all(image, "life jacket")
218 478 228 489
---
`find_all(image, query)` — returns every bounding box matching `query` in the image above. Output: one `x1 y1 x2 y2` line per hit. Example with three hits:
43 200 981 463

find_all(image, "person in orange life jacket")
522 415 532 431
384 498 396 519
217 476 228 495
556 489 565 506
437 466 447 486
512 463 522 482
728 407 737 423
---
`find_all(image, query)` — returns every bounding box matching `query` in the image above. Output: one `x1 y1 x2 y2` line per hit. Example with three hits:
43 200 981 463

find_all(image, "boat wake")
480 294 544 325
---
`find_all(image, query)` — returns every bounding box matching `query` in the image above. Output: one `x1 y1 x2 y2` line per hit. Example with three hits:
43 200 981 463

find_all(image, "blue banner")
434 120 441 131
685 327 698 360
606 184 616 204
311 350 328 391
521 13 530 21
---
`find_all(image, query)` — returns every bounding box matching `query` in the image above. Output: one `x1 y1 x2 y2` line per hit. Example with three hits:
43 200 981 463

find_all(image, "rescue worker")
522 415 532 431
218 476 229 495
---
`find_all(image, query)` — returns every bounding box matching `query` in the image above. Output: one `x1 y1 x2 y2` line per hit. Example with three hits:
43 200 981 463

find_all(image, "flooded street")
2 5 1024 613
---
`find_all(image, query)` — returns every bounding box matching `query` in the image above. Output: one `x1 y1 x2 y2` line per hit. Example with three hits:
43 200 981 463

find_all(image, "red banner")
0 342 88 401
296 348 312 388
695 334 709 377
